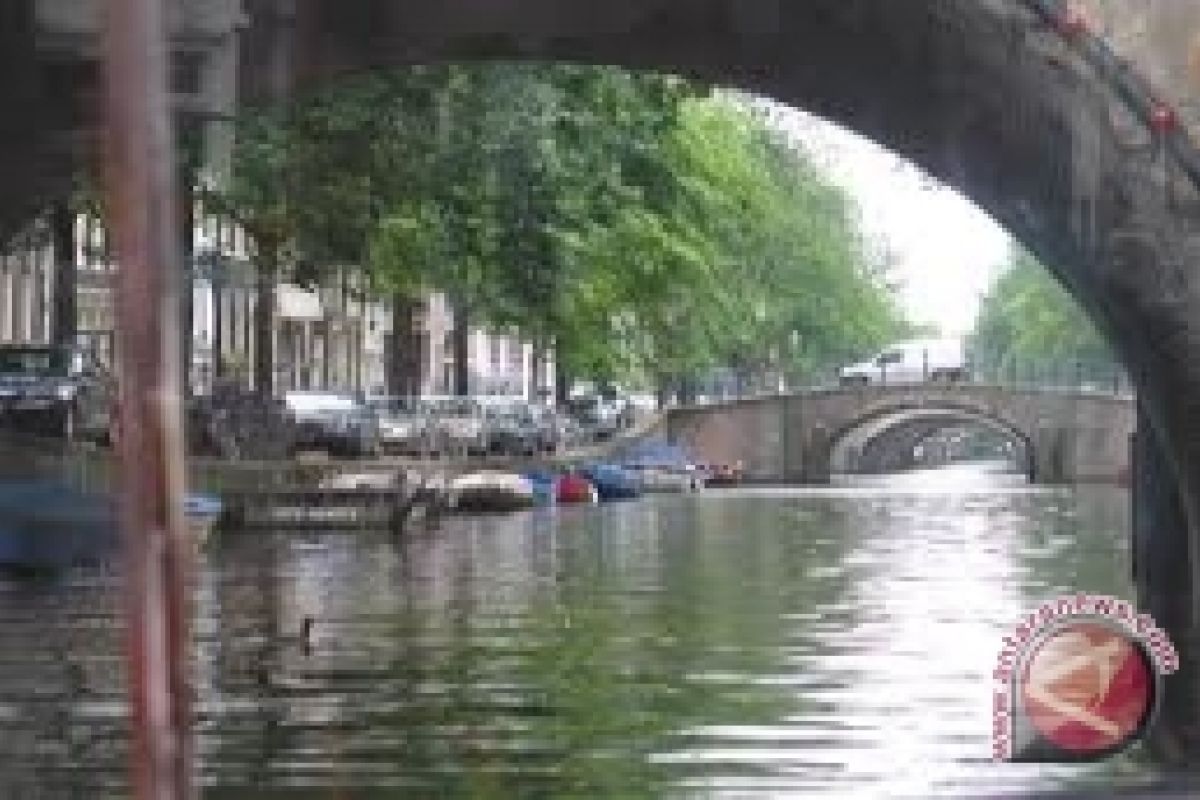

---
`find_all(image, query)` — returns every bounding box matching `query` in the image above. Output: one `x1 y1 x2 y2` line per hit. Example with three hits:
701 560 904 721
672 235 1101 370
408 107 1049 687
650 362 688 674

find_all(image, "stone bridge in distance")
664 385 1135 485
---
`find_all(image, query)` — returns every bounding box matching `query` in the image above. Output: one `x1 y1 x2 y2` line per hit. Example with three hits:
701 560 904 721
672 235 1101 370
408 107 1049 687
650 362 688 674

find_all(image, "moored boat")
521 470 557 506
617 439 708 492
634 465 704 493
0 482 118 570
579 464 641 501
185 492 224 544
556 473 598 504
704 462 744 487
448 471 536 513
0 482 226 569
318 470 404 490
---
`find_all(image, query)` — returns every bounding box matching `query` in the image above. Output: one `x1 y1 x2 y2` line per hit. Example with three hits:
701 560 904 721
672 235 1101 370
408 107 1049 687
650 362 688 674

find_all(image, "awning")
276 285 323 321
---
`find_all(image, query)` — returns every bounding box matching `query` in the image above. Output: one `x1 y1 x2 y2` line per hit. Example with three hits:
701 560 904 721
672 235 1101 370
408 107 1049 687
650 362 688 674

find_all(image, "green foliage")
625 95 904 382
970 247 1114 374
217 64 908 389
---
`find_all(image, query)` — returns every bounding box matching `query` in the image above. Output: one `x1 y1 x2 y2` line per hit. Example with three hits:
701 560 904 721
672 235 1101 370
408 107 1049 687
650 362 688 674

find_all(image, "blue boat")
617 438 707 492
0 482 119 570
579 464 642 501
617 438 698 471
185 492 225 544
520 470 557 506
0 482 224 569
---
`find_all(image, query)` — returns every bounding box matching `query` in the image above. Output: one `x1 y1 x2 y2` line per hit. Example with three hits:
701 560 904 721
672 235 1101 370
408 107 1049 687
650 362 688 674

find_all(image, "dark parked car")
485 405 541 456
187 383 296 460
0 345 113 442
284 390 380 457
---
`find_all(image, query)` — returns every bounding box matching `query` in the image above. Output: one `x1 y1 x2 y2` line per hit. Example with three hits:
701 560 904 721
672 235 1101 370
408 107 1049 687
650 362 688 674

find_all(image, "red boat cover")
556 474 595 503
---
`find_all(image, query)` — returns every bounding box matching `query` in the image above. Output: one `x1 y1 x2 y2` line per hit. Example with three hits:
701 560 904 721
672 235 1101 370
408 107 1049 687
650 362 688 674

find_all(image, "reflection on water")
0 464 1172 797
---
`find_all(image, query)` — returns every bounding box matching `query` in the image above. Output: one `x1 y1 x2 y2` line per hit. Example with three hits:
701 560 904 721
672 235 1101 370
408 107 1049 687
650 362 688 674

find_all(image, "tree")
208 71 408 393
970 246 1115 381
219 65 910 400
619 94 906 392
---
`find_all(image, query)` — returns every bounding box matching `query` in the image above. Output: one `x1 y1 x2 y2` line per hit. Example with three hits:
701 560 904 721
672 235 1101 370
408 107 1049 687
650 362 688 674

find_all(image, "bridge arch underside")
829 408 1032 479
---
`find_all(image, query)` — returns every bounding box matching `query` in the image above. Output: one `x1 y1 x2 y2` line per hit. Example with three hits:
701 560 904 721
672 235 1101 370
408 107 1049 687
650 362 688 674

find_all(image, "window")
171 52 205 96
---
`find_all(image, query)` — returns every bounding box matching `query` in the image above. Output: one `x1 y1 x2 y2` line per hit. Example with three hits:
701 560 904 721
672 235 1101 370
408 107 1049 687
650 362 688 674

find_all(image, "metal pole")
100 1 194 798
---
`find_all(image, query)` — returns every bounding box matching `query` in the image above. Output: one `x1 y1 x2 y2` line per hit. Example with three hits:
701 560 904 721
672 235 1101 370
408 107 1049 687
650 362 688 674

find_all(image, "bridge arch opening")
828 406 1034 480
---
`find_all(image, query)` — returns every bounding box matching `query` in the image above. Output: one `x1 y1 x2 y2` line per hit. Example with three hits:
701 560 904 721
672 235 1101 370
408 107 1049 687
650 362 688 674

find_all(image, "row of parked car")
0 342 634 460
283 390 625 458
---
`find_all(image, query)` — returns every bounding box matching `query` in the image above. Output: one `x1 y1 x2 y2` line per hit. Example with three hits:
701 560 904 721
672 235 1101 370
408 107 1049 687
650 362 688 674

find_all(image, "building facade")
14 2 554 404
0 210 554 404
412 292 554 400
0 224 54 347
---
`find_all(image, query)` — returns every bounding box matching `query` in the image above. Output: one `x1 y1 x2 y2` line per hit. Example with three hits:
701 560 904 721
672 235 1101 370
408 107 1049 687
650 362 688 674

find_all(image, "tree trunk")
385 303 399 396
49 201 76 350
679 375 697 406
655 377 671 411
253 253 276 396
528 344 543 404
356 287 366 393
212 273 224 380
335 267 347 389
555 360 570 408
390 293 421 400
321 322 331 389
253 0 291 399
241 289 253 389
452 300 470 397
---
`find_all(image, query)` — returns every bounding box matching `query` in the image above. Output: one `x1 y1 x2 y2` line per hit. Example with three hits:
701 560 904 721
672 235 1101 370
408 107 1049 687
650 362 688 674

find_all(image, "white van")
838 339 968 385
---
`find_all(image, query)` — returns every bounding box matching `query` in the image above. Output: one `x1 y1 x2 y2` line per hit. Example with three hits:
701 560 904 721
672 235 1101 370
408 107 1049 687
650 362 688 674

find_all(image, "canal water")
0 463 1176 797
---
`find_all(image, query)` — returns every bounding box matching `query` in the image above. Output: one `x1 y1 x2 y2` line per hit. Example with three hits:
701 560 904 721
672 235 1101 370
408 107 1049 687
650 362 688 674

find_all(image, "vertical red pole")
100 1 194 798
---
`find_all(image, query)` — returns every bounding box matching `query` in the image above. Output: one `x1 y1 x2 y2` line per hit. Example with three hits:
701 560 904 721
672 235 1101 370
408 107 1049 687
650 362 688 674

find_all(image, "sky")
756 99 1013 337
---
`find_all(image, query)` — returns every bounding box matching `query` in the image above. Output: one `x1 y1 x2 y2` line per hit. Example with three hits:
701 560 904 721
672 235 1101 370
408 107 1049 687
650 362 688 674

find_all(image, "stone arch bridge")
664 385 1135 485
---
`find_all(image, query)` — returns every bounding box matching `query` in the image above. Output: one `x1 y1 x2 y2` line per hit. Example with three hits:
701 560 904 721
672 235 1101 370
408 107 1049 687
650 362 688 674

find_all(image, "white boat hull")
636 469 704 493
448 472 535 512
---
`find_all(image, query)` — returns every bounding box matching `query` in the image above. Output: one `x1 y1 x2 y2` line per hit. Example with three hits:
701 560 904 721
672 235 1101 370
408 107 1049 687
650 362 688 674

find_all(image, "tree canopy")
215 64 909 393
970 247 1115 378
